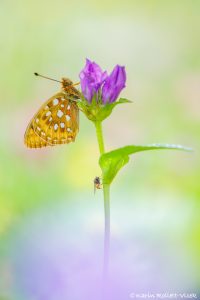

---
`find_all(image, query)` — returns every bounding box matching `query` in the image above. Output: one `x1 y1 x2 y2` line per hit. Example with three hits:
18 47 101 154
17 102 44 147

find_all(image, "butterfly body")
24 78 80 148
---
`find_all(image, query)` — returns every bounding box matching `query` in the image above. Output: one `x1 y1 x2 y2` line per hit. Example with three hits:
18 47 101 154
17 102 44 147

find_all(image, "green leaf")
99 144 193 184
77 96 132 122
94 98 132 121
118 98 132 103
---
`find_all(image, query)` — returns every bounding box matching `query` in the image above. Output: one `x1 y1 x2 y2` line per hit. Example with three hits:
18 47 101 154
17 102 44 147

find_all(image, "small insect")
94 176 102 193
24 73 80 148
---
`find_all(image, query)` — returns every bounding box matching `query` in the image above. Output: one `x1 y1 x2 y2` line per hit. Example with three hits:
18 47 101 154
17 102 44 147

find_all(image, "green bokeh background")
0 0 200 299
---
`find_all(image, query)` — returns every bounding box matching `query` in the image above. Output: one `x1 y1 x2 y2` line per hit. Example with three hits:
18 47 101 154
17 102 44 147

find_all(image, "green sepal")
77 96 132 122
99 144 192 184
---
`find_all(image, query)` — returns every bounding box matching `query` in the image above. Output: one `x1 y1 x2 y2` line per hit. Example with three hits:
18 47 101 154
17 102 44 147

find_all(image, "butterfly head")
61 78 80 98
61 78 73 90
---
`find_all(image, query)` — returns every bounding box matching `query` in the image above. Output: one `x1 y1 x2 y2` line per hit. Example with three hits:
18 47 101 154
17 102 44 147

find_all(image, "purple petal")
79 59 107 103
102 65 126 103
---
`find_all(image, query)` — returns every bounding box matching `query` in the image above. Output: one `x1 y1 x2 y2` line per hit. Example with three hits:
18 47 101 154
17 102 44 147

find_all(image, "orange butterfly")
24 73 80 148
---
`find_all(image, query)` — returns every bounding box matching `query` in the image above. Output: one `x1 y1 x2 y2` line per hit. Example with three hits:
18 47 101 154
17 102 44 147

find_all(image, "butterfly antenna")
34 72 61 83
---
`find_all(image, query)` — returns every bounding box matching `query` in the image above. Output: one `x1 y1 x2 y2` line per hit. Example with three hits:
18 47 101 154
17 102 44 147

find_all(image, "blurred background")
0 0 200 299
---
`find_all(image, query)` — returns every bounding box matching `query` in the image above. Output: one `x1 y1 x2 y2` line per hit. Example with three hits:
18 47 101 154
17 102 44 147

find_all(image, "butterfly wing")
24 123 49 148
24 92 79 148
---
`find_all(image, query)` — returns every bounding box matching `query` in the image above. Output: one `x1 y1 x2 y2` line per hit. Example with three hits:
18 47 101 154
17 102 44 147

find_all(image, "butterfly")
24 74 80 148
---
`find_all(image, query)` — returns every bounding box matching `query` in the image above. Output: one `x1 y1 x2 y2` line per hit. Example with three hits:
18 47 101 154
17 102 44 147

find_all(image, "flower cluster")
79 59 126 104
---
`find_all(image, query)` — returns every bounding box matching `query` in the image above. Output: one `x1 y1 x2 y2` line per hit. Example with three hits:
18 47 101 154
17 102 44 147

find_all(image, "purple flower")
79 60 127 106
79 59 107 102
102 65 126 103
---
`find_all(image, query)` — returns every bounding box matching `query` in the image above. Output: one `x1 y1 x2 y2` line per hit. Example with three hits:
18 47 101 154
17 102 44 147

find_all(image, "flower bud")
79 59 107 103
102 65 126 104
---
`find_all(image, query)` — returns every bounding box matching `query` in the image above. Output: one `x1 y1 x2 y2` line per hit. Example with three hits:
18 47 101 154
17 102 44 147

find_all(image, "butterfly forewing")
24 92 79 148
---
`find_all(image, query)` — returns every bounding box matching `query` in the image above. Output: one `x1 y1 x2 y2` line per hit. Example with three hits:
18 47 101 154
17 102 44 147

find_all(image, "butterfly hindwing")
24 123 48 148
24 92 79 148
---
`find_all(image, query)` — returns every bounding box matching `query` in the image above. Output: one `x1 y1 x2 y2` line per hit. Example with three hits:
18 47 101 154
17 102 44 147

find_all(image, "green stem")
103 183 110 280
95 121 105 154
94 121 110 280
